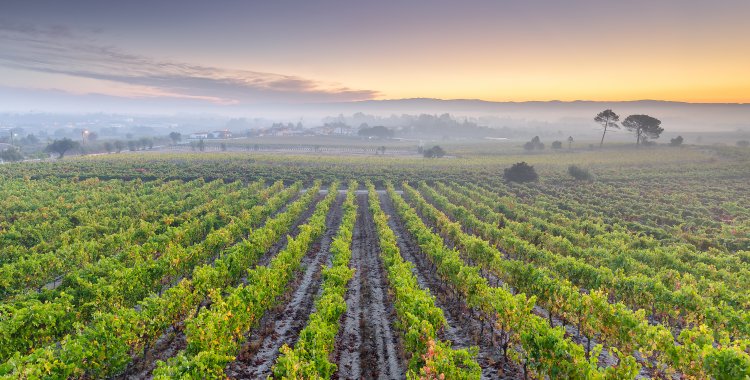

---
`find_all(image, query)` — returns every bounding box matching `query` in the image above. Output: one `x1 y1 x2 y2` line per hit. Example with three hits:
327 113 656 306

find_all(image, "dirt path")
226 194 345 379
380 193 520 380
333 194 405 380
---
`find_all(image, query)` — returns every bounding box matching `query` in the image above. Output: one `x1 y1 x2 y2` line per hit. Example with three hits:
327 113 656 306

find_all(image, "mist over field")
3 91 749 133
2 98 749 150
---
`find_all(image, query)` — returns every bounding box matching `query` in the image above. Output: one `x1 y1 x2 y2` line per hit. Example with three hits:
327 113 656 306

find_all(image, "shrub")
504 162 538 182
0 148 24 162
641 138 657 146
568 165 593 181
423 146 446 158
524 136 544 151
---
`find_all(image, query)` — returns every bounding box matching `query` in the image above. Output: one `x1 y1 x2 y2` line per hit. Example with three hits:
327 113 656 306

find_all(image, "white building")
189 132 209 140
189 130 232 140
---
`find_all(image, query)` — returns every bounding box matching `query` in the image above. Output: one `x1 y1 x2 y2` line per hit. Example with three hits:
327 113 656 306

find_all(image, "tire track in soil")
226 193 345 379
380 192 519 380
333 194 406 380
117 191 322 379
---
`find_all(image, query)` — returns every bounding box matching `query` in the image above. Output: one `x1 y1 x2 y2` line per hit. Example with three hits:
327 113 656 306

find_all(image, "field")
0 145 749 379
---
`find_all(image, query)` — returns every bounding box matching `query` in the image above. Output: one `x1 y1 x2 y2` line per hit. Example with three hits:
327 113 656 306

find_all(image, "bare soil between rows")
380 192 523 380
332 193 406 380
413 188 665 378
226 193 345 379
117 191 323 379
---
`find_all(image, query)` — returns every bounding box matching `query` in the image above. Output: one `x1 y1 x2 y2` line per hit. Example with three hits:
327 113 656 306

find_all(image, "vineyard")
0 146 749 379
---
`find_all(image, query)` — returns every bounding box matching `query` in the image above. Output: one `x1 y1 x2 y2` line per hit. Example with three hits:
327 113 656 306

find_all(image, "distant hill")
1 85 748 133
299 98 750 133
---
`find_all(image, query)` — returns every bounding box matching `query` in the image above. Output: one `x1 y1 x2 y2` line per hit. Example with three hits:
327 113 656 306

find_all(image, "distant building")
333 125 355 136
189 132 209 140
209 130 232 139
188 130 232 140
307 124 355 136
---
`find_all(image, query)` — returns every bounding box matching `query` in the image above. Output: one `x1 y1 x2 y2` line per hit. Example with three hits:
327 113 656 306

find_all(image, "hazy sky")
1 0 749 108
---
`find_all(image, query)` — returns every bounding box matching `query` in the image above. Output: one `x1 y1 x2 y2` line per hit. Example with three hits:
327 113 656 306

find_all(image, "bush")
670 136 684 146
738 140 749 148
423 145 445 158
504 162 538 182
641 138 657 146
359 125 394 139
568 165 593 181
523 136 545 151
0 148 24 162
551 141 563 149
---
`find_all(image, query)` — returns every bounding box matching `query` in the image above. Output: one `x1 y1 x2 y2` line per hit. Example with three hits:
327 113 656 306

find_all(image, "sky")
1 0 749 112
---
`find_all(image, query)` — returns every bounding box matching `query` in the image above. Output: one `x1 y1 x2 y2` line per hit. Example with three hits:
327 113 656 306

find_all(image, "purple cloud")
0 20 379 103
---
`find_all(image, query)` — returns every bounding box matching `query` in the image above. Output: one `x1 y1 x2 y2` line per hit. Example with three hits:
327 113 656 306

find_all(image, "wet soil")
117 192 323 379
332 194 406 380
226 194 345 379
380 192 523 380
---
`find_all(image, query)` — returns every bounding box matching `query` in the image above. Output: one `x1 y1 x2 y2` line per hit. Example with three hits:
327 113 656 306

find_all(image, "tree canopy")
0 148 23 162
524 136 545 151
45 138 79 159
169 132 182 144
423 145 445 158
358 125 394 139
622 114 663 146
594 109 620 147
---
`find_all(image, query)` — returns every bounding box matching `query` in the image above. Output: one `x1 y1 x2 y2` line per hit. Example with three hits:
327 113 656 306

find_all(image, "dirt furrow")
226 193 345 379
247 192 321 271
117 191 320 379
333 194 405 380
380 192 519 380
334 202 364 379
411 190 636 376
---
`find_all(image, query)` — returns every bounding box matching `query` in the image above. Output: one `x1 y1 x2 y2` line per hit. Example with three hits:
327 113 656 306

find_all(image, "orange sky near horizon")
2 0 750 105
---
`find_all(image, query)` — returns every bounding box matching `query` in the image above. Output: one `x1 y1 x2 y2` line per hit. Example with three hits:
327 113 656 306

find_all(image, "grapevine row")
272 181 358 378
403 182 750 379
0 180 284 362
386 183 642 379
152 181 339 378
0 179 238 297
0 182 321 378
429 182 750 339
369 182 481 379
0 178 177 255
466 181 750 281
